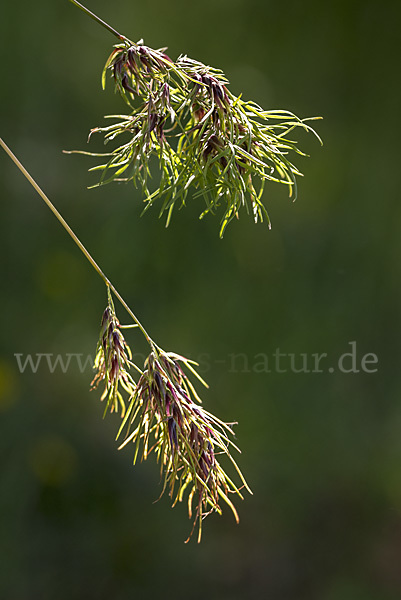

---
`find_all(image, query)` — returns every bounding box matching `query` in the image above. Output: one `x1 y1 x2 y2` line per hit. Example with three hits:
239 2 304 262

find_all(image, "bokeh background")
1 0 401 598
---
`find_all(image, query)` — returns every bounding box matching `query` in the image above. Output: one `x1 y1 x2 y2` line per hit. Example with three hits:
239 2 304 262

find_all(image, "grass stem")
0 137 155 348
68 0 127 42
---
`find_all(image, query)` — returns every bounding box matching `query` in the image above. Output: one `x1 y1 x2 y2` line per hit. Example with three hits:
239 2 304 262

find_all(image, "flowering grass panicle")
115 349 252 542
67 14 321 236
91 290 139 418
0 0 322 543
88 291 251 542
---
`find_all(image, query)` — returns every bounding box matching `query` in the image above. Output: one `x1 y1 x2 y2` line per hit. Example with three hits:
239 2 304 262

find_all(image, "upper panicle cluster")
74 39 321 236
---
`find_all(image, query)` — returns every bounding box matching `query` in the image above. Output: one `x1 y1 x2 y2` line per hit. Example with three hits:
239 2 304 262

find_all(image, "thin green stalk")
0 137 155 349
68 0 128 42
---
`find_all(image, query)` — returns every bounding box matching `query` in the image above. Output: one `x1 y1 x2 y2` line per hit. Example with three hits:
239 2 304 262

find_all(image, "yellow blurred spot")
29 435 78 486
0 360 19 411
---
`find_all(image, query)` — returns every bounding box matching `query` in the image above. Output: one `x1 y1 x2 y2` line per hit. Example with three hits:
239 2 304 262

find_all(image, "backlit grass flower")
116 349 251 543
91 289 139 417
90 291 251 542
69 26 321 236
2 0 323 543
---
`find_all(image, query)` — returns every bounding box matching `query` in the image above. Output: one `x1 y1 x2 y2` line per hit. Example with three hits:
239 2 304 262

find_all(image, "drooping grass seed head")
70 32 322 237
117 349 252 542
91 291 137 417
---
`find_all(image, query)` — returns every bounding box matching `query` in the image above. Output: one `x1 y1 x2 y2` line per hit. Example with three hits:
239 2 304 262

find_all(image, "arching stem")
68 0 129 43
0 137 156 351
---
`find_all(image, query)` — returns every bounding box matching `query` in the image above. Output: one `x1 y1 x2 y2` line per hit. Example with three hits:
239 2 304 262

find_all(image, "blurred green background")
1 0 400 598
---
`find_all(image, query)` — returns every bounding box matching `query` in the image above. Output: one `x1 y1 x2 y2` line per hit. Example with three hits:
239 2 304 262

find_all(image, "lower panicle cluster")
91 293 251 542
